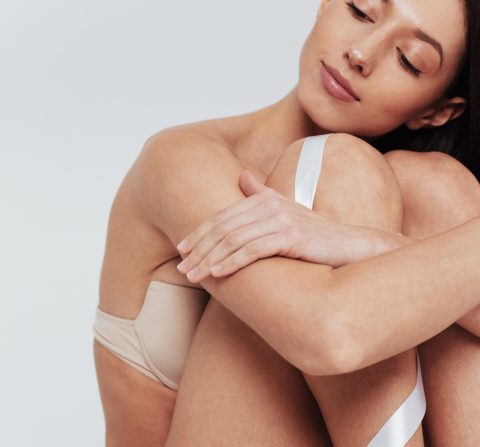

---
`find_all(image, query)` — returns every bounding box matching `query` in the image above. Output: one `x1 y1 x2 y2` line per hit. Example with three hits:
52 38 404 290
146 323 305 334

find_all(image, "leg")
419 325 480 446
94 341 177 446
166 134 422 446
288 135 424 446
386 149 480 446
165 299 332 446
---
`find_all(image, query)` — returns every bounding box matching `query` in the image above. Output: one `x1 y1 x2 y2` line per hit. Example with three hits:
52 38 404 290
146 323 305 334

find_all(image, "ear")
317 0 333 16
406 97 467 130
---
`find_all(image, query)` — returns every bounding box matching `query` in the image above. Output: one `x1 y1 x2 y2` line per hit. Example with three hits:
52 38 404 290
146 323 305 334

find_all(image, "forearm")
200 216 480 374
139 132 480 375
337 225 419 262
357 224 480 337
328 215 480 369
200 258 340 375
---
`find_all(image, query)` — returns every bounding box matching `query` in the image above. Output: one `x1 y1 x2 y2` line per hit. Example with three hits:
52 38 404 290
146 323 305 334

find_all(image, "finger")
239 169 268 196
209 234 288 277
178 208 277 275
185 217 285 281
176 191 269 254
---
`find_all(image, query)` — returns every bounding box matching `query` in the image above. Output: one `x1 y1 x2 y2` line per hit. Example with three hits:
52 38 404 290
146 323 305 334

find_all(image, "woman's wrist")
346 226 419 263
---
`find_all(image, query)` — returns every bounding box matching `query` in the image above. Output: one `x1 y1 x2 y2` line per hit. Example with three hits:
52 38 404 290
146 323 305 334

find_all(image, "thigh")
165 299 332 447
94 341 177 447
418 325 480 446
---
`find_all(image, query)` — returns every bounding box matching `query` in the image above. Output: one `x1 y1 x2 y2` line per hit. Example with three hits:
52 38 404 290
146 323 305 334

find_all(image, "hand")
176 170 363 283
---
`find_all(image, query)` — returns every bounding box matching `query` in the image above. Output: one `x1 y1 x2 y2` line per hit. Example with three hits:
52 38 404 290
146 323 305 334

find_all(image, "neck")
228 86 327 181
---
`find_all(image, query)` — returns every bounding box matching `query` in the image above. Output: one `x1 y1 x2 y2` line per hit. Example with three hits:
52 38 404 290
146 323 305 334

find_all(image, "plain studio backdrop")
0 0 320 445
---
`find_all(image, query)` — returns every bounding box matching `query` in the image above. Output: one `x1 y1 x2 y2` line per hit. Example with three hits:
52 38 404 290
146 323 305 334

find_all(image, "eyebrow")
382 0 444 67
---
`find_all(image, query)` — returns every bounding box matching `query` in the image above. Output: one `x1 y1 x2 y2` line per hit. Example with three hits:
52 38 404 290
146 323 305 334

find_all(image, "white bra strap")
294 134 330 209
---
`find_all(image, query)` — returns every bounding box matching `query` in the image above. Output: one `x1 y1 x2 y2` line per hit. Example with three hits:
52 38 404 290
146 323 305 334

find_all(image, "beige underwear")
93 281 210 390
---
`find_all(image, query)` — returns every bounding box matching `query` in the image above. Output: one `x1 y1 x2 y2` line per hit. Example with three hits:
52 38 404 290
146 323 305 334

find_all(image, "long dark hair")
373 0 480 181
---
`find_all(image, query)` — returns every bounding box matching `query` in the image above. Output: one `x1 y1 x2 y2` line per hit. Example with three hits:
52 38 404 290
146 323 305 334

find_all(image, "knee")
385 149 480 228
314 133 403 231
324 133 400 187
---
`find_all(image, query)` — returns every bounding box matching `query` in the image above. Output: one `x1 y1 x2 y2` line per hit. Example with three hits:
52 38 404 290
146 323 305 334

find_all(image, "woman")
94 0 480 445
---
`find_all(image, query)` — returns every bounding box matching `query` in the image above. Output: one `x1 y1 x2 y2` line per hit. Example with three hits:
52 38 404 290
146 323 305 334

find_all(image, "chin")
297 77 354 133
298 83 402 138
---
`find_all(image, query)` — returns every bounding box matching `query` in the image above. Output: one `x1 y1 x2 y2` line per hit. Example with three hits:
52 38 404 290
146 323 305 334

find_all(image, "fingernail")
177 240 190 252
177 260 189 272
211 265 222 274
186 267 199 280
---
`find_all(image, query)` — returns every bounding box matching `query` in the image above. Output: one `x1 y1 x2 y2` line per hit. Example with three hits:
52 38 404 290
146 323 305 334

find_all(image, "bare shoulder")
132 125 246 244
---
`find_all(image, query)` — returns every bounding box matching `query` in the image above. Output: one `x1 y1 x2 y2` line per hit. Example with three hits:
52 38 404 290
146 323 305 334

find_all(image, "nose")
346 47 373 76
345 26 388 76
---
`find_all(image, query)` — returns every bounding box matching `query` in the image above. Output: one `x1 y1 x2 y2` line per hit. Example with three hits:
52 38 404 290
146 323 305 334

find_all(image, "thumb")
239 169 267 196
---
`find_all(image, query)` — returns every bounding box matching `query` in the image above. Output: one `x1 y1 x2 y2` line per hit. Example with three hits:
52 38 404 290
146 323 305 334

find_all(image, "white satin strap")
367 353 426 446
293 134 426 446
294 134 330 208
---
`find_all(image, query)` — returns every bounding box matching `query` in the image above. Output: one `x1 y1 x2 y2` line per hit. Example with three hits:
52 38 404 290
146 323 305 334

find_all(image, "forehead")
380 0 466 47
362 0 467 68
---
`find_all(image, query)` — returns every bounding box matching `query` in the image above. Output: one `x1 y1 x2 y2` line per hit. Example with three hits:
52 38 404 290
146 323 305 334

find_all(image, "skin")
297 0 466 136
94 0 479 445
166 134 426 446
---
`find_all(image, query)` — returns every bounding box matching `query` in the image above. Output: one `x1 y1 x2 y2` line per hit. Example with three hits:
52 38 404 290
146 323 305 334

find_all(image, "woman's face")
298 0 466 136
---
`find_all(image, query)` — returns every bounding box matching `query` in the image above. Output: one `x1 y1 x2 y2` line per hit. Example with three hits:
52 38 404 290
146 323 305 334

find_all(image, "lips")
321 61 360 102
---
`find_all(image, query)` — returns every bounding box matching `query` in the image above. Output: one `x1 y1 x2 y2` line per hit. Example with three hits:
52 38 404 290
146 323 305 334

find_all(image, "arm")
134 130 480 375
376 231 480 337
176 162 480 341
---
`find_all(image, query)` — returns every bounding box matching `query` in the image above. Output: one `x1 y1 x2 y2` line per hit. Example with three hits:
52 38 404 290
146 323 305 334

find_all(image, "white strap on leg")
367 353 426 447
294 134 330 209
294 135 426 446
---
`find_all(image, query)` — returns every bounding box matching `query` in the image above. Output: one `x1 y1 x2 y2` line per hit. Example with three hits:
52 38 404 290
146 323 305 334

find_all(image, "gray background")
1 1 318 445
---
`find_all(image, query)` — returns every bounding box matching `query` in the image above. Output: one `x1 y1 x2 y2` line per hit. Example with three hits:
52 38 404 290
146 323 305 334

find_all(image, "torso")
98 117 266 319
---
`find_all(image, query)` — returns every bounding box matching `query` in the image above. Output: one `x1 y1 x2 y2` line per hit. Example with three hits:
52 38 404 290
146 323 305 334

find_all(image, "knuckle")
186 254 199 266
287 225 302 242
225 232 240 247
262 188 276 198
205 255 217 268
245 240 260 255
213 209 227 223
268 197 282 211
278 210 292 226
213 221 227 236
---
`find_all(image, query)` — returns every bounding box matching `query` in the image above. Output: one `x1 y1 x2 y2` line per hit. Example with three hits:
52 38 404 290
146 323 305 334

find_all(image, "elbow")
295 316 365 376
287 278 367 376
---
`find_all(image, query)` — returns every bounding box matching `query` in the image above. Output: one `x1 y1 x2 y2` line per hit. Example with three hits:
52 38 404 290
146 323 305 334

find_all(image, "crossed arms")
134 130 480 375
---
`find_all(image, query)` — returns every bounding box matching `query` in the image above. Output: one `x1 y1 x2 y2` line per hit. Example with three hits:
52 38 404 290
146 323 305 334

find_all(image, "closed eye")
397 48 422 77
346 1 374 23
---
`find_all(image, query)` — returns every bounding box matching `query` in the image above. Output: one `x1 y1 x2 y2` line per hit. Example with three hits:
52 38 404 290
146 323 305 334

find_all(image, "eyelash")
397 48 421 77
346 1 373 22
345 1 422 77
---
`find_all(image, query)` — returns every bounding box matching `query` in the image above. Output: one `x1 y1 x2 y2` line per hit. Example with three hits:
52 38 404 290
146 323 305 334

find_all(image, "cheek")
370 84 423 124
297 3 451 136
364 77 446 133
301 4 351 65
